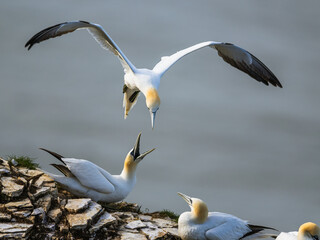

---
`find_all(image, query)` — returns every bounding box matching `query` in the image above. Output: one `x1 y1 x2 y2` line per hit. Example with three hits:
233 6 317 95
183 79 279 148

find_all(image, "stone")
32 207 45 216
163 227 179 237
48 208 62 223
89 211 117 234
119 231 148 240
113 212 135 220
0 213 11 221
0 168 10 176
152 218 178 228
0 223 33 238
119 225 139 233
10 159 18 166
139 214 152 221
59 223 69 233
17 177 27 186
1 177 24 197
12 210 32 218
5 198 33 210
33 186 51 199
44 223 55 231
36 194 52 213
18 168 43 177
25 215 36 224
140 227 167 240
144 221 158 229
67 201 102 230
125 220 147 230
65 198 91 213
33 174 54 188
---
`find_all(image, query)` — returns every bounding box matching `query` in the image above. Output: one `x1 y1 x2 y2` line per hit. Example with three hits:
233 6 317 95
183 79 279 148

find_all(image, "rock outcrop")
0 158 180 239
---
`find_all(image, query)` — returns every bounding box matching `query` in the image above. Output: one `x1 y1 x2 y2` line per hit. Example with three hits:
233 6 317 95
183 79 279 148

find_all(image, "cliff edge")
0 157 180 240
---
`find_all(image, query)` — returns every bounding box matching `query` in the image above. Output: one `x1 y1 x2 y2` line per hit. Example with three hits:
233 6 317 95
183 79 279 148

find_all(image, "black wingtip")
40 148 65 165
25 39 34 50
248 224 278 232
79 20 90 24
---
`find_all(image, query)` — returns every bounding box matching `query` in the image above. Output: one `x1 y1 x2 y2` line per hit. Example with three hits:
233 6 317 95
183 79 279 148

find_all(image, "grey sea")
1 0 319 234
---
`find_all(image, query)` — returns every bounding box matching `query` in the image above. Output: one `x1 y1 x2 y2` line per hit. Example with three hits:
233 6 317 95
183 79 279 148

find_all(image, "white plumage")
25 20 282 128
276 222 319 240
40 133 154 203
177 192 277 240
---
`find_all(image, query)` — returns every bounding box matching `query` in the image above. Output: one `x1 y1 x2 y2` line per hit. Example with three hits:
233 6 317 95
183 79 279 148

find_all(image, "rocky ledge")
0 158 180 239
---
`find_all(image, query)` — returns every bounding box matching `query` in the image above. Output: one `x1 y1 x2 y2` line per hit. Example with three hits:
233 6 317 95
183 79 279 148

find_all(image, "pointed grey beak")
150 111 156 129
177 192 193 207
133 132 156 161
133 132 142 159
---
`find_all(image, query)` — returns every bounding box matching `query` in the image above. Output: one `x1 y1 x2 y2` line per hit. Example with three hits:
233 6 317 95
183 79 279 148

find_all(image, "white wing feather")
152 41 220 76
63 158 115 194
275 232 298 240
205 218 251 240
152 41 282 87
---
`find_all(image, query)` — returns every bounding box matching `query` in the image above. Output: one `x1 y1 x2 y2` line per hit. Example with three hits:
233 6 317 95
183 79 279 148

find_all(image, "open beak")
150 111 157 129
133 132 156 161
177 192 193 207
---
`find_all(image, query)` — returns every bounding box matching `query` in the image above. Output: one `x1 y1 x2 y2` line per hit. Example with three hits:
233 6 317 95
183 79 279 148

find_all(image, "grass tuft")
153 209 179 222
7 155 40 170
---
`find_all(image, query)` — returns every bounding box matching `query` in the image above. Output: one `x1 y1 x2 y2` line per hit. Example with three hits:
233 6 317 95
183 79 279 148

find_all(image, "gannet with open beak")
276 222 320 240
40 133 155 203
177 192 277 240
25 20 282 128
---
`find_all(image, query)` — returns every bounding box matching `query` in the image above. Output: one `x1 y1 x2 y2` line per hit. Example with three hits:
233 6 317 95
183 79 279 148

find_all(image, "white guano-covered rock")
89 211 117 234
67 201 102 230
65 198 91 213
1 177 24 197
140 227 167 240
0 223 33 238
125 220 147 230
119 231 148 240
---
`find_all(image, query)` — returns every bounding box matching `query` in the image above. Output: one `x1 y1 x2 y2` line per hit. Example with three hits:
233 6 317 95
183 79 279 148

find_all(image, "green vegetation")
153 209 179 222
7 155 40 170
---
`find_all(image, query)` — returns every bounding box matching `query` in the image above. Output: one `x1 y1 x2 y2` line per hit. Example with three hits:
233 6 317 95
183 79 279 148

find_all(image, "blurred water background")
1 0 319 233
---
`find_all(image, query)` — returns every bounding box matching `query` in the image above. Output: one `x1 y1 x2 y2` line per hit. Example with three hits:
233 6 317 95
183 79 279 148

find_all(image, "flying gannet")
40 133 155 203
276 222 319 240
177 192 277 240
25 20 282 128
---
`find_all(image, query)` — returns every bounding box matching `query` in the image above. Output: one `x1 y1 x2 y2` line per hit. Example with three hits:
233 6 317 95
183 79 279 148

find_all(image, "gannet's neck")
145 87 160 109
120 154 137 180
191 199 208 224
298 222 320 240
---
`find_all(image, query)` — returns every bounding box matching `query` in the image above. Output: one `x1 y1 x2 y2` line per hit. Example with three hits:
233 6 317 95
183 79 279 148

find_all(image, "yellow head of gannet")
122 132 155 178
298 222 320 240
178 192 208 224
40 133 155 203
145 88 160 129
146 88 160 129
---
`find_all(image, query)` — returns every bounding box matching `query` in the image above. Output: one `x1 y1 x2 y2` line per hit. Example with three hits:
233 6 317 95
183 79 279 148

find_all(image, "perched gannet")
276 222 319 240
177 192 277 240
40 133 155 203
25 20 282 128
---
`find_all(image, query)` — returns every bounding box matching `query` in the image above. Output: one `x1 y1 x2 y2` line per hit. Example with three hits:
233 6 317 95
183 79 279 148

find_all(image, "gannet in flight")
40 133 155 203
276 222 319 240
25 20 282 128
177 192 277 240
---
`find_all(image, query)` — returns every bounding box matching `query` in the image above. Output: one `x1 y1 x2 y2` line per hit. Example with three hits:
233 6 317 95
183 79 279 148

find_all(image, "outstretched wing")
152 41 282 87
25 20 136 74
